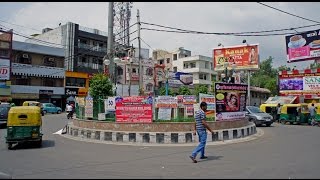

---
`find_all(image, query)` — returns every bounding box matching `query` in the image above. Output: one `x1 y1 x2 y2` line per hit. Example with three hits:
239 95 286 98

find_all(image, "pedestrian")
277 103 281 123
309 103 317 126
189 102 213 163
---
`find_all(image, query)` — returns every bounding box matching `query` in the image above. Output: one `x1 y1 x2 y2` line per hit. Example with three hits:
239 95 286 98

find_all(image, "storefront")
0 81 11 102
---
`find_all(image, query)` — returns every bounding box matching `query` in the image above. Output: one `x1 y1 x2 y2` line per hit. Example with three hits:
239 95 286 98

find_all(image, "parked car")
42 103 62 114
246 106 274 127
0 103 11 127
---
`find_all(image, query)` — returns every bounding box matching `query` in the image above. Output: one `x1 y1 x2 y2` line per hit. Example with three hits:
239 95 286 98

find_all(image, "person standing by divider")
189 102 213 163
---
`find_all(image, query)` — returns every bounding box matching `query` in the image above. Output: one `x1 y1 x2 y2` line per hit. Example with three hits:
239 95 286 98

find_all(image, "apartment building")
11 41 65 107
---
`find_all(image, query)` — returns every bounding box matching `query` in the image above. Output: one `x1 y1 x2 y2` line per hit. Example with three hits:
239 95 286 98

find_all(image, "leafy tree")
159 87 175 96
278 65 291 71
194 84 208 96
310 62 320 69
178 86 192 95
89 73 114 99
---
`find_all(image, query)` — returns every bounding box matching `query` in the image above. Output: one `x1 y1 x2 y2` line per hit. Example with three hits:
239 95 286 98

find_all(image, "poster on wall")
105 96 116 112
213 44 259 71
84 95 93 119
214 83 248 121
115 96 153 123
158 108 171 120
303 76 320 91
186 105 194 116
0 59 10 80
285 29 320 63
199 93 216 118
156 96 178 108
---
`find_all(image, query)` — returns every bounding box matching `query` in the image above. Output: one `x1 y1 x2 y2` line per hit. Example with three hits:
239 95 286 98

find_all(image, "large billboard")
0 30 13 80
213 44 259 71
279 70 320 95
214 83 248 121
285 29 320 63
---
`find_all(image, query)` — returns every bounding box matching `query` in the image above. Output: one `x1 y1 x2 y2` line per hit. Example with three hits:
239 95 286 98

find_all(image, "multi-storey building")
11 41 65 107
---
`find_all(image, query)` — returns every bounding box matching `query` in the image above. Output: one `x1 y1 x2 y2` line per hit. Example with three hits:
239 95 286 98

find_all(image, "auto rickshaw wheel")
7 143 13 150
281 120 286 125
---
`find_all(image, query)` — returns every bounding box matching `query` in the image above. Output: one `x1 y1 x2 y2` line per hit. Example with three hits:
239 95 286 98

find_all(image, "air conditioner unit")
48 57 55 61
23 54 29 58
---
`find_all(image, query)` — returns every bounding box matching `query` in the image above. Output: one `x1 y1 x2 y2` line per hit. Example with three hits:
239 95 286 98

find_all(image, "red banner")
115 96 153 123
213 44 259 71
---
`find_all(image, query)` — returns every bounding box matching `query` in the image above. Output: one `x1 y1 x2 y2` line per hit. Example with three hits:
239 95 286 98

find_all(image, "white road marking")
53 129 63 135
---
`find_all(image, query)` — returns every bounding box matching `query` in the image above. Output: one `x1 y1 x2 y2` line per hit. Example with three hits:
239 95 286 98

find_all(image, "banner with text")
115 96 153 123
199 93 215 118
214 83 248 121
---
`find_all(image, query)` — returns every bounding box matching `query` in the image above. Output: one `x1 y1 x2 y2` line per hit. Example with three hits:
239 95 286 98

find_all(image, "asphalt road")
1 114 320 179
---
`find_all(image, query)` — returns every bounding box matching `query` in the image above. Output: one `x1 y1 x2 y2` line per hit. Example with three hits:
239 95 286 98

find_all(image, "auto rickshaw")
23 101 44 116
279 104 309 125
260 104 278 121
6 106 43 150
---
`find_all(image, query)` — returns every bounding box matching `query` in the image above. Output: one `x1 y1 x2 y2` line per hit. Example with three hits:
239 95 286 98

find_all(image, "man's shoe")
200 156 208 159
189 156 197 163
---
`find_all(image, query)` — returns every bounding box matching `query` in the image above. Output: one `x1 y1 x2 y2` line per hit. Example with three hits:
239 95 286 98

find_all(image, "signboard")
155 96 178 108
168 72 193 86
65 88 78 96
264 96 297 105
303 76 320 91
199 93 215 118
182 95 197 105
215 83 248 121
0 59 10 80
213 44 259 71
85 95 93 118
279 71 320 95
105 96 116 111
39 90 53 95
158 108 171 120
186 105 194 116
115 96 153 123
285 29 320 63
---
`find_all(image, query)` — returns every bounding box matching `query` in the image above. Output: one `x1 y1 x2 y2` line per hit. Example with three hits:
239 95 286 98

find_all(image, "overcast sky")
1 2 320 69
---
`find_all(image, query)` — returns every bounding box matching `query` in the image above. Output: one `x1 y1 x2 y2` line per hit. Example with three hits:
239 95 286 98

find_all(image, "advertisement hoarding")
199 93 215 118
285 29 320 63
213 44 259 71
155 96 178 108
214 83 248 121
0 59 10 80
115 96 153 123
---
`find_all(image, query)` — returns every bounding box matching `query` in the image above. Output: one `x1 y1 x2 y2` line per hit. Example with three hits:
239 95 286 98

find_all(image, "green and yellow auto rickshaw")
260 104 278 121
6 106 43 150
279 104 309 125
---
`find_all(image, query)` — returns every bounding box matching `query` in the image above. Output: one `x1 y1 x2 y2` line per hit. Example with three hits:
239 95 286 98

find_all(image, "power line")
141 21 320 36
257 2 320 24
141 27 296 36
0 18 42 32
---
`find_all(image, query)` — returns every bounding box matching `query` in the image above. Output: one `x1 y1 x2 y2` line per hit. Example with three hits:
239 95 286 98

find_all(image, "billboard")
213 44 259 71
199 93 215 118
214 83 248 121
285 29 320 63
115 96 153 123
168 72 193 88
279 71 320 95
0 59 10 80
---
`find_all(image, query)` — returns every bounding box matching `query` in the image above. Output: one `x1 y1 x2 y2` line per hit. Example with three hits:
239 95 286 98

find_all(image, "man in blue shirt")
189 102 213 163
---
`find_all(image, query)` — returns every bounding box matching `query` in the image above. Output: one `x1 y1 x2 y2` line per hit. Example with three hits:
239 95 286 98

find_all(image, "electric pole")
137 9 143 94
107 2 114 83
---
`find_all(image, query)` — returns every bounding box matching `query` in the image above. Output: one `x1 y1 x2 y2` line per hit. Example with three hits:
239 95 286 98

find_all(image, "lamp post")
103 57 120 96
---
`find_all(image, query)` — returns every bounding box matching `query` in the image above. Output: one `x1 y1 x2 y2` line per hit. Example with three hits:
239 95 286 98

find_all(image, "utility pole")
128 44 134 96
137 9 143 94
247 70 251 106
107 2 114 84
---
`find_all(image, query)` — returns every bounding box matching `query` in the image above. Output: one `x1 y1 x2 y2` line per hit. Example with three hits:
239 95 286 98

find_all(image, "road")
1 114 320 179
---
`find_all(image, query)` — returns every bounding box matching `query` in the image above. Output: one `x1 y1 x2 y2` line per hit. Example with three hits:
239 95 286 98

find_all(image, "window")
16 53 31 64
146 67 153 76
132 68 137 73
166 58 170 64
210 62 213 70
205 62 209 69
183 63 189 69
117 66 123 76
99 43 104 47
146 83 153 91
173 54 177 60
43 79 55 87
81 57 86 63
173 67 177 73
159 59 164 65
190 62 196 68
43 57 56 67
66 77 86 87
199 73 207 80
79 39 87 44
15 76 31 85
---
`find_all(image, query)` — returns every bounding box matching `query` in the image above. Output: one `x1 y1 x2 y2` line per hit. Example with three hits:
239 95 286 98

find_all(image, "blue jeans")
191 129 207 158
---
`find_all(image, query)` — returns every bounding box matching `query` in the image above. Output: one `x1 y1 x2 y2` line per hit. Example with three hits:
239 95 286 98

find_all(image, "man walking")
309 103 317 126
277 103 281 123
189 102 213 163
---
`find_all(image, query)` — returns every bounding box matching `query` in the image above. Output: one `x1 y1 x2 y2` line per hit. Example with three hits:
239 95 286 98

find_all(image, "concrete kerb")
61 122 263 147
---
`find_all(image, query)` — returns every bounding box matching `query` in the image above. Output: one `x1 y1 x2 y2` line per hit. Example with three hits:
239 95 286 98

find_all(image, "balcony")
12 63 64 78
78 43 107 53
11 85 64 95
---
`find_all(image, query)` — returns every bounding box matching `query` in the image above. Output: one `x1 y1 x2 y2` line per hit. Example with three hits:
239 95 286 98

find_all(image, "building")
250 86 271 106
0 30 13 102
152 47 217 92
11 41 65 107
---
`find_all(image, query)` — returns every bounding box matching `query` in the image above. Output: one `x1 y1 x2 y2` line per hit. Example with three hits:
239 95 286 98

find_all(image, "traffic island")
63 118 257 145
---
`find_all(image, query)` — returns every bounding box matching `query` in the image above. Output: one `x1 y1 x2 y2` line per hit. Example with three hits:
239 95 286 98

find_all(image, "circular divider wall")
66 118 257 144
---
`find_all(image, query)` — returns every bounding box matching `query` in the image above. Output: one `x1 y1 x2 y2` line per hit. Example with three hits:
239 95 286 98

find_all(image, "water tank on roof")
42 28 53 34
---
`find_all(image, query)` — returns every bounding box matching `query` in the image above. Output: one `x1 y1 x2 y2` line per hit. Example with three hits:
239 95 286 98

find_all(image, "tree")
178 86 192 95
89 73 114 99
159 87 175 96
310 62 320 69
194 84 208 96
278 65 291 71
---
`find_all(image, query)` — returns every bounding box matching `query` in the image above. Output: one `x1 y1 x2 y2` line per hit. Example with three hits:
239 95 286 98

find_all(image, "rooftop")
13 41 64 57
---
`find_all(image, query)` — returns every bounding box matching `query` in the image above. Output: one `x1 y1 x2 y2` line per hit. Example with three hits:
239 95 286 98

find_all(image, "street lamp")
103 56 120 96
